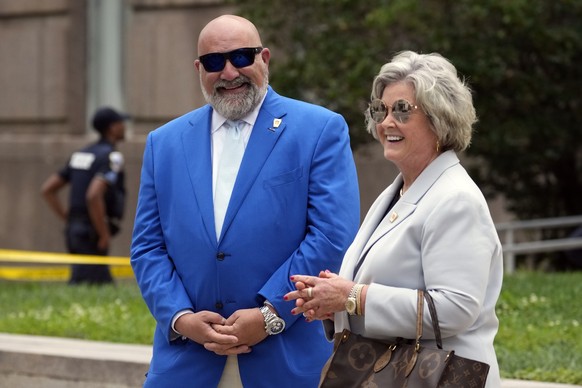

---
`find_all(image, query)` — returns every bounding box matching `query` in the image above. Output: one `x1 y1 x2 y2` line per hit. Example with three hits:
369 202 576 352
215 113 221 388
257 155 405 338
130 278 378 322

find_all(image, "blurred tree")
227 0 385 146
231 0 582 221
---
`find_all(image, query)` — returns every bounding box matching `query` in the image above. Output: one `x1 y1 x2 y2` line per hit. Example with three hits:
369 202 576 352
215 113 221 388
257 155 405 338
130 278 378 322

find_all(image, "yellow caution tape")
0 249 130 266
0 249 133 281
0 266 134 281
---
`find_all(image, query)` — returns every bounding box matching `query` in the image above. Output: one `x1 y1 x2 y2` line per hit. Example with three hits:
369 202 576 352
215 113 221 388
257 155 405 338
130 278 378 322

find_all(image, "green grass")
495 271 582 384
0 272 581 384
0 279 154 344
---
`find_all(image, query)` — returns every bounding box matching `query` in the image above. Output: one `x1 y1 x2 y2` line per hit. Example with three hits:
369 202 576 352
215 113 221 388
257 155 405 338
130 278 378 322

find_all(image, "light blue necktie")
214 120 245 239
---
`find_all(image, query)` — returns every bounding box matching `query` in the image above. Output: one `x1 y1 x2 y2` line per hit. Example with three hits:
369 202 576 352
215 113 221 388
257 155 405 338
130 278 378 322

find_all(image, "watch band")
260 304 277 321
264 300 275 310
348 284 359 301
347 284 365 316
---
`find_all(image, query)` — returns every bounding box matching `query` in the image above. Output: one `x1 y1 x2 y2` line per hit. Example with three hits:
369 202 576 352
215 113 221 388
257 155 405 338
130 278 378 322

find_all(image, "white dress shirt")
170 91 267 335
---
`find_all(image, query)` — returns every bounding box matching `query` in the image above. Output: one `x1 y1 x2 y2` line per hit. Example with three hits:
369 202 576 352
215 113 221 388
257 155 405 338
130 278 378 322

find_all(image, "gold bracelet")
355 284 365 315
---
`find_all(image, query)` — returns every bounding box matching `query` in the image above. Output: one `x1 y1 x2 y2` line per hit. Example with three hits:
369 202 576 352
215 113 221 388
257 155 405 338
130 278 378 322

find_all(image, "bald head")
198 15 263 56
195 15 270 120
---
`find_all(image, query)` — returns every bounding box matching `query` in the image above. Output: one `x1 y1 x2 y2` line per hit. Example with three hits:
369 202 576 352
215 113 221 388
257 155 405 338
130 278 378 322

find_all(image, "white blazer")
334 151 503 387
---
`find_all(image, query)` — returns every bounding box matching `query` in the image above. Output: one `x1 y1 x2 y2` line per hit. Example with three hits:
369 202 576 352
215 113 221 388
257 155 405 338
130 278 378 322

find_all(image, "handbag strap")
403 290 425 377
404 290 448 378
423 291 444 349
415 290 424 346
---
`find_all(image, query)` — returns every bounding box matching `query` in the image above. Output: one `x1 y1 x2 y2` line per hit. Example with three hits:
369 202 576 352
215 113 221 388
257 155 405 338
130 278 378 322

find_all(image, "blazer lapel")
355 151 461 271
219 88 287 240
362 200 415 256
181 107 216 245
338 182 399 281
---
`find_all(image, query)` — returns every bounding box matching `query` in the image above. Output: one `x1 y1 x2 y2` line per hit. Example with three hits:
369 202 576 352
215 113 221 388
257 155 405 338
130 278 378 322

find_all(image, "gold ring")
307 287 313 298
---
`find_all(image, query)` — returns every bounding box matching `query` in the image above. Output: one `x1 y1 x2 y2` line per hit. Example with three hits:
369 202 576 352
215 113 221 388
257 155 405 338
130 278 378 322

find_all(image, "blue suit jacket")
131 87 360 387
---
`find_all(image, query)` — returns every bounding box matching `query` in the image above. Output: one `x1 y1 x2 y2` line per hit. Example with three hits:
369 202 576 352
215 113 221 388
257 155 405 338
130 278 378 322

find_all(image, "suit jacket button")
215 302 223 309
216 252 226 260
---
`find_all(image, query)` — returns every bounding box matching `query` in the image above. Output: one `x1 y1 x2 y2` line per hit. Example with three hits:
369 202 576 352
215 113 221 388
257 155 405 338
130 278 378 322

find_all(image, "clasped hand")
284 270 355 321
175 308 267 356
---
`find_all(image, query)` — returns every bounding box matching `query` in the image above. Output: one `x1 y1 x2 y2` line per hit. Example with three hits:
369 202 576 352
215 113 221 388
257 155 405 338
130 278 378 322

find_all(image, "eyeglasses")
369 99 419 124
198 47 263 72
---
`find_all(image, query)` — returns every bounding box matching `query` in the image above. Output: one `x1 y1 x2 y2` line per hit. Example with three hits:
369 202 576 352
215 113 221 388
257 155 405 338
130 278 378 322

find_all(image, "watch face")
267 318 285 335
345 298 357 314
267 317 285 335
261 305 286 335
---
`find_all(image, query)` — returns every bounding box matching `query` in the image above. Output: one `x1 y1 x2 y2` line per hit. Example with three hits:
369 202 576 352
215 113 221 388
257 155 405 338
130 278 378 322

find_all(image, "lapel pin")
389 212 398 223
268 118 283 132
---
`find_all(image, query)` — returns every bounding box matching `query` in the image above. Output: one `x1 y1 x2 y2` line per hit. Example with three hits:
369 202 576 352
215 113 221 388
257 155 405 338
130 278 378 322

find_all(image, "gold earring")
436 141 440 153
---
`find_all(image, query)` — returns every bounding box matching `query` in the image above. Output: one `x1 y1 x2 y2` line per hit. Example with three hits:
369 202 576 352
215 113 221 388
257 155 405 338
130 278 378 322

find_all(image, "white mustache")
214 76 250 90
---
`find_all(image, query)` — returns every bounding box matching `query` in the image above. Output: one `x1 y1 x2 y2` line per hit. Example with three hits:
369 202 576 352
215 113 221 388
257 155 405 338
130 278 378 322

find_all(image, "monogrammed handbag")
319 290 490 387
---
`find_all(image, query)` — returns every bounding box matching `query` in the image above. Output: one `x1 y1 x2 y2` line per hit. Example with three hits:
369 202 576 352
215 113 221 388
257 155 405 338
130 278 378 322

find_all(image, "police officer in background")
41 107 129 285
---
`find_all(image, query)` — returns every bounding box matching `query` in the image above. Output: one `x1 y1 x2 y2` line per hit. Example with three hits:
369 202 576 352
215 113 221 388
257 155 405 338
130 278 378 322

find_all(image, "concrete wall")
0 0 236 257
0 0 86 136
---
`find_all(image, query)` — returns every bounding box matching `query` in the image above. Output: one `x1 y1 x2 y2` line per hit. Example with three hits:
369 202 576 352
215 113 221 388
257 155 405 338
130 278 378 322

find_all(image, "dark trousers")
65 218 113 285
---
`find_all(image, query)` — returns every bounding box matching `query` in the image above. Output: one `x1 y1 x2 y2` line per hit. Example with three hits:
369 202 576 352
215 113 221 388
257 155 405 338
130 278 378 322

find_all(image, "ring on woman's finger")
303 312 308 318
307 287 313 298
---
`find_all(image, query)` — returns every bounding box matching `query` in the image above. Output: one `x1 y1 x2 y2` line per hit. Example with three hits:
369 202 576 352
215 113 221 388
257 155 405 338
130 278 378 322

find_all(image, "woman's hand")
284 270 355 321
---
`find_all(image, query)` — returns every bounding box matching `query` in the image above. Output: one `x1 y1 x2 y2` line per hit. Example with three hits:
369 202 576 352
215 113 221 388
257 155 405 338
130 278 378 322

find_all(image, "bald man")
130 15 360 387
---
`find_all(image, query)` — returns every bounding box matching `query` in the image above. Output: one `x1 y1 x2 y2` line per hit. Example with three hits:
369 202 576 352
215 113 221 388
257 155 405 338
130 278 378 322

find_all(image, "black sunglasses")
199 47 263 73
369 99 419 124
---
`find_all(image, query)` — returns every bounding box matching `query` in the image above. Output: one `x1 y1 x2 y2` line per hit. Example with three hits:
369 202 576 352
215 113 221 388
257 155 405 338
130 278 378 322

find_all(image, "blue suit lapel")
180 107 216 246
220 88 287 240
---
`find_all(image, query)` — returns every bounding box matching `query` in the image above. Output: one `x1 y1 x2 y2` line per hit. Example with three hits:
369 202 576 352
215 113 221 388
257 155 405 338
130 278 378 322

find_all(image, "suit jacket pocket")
263 166 303 188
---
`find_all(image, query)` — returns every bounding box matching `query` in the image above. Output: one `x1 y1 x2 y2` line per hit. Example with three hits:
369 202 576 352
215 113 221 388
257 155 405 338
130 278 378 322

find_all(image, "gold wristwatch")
345 284 359 315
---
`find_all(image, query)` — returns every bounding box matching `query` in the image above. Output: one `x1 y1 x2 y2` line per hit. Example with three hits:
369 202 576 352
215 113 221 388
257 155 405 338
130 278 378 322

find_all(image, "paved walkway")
502 380 582 388
0 333 149 387
0 333 580 387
